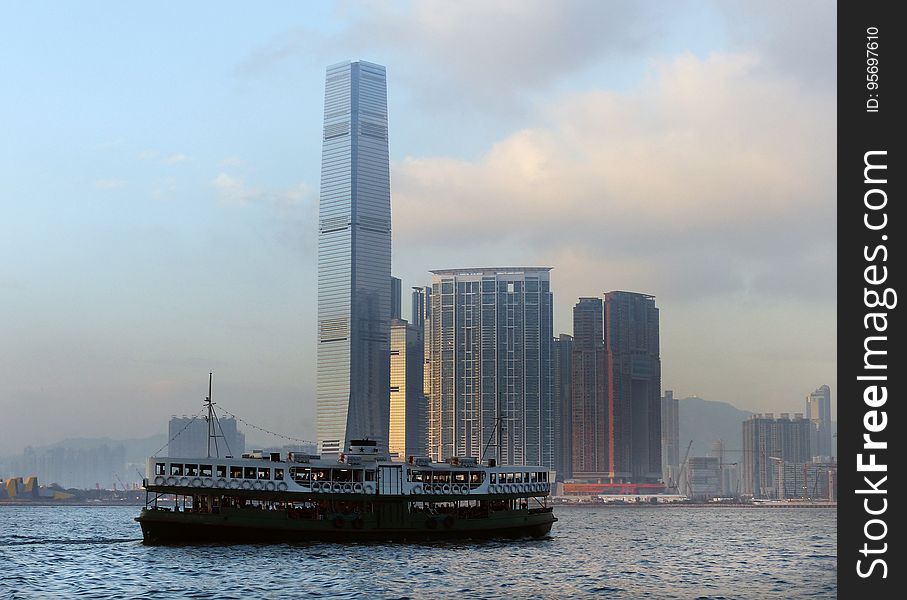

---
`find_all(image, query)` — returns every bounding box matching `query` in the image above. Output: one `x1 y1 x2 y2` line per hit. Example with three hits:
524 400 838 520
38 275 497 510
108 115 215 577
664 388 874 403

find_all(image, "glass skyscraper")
317 60 392 455
428 268 554 468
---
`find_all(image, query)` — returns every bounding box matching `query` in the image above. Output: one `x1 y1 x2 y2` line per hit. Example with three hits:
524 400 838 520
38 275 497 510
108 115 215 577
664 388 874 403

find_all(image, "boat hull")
136 507 556 544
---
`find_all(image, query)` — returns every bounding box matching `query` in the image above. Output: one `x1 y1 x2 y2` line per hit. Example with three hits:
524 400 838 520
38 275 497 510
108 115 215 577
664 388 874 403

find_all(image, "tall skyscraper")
428 268 554 467
661 390 679 486
571 298 608 479
806 385 833 459
604 291 662 483
390 276 402 320
317 60 392 455
552 334 573 481
389 318 426 458
742 413 811 498
411 285 432 411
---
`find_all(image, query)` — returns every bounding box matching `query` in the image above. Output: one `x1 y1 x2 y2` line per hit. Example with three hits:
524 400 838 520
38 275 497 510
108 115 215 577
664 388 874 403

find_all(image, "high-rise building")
686 456 721 501
316 60 392 455
411 285 432 417
389 318 427 458
661 390 679 486
806 385 833 459
428 268 554 467
390 276 402 320
571 298 608 479
604 291 662 483
742 413 811 498
552 334 573 481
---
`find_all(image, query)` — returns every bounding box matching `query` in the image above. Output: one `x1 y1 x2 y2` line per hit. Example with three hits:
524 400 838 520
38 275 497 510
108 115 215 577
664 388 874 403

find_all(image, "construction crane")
677 440 694 497
114 473 128 494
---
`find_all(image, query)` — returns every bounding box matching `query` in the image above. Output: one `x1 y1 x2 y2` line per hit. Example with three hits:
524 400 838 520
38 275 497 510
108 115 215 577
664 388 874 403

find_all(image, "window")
490 473 497 484
365 470 376 482
200 465 213 477
274 470 284 481
185 464 199 477
230 466 242 479
313 468 330 481
216 465 227 478
170 464 183 476
244 467 257 479
258 468 270 480
155 463 165 476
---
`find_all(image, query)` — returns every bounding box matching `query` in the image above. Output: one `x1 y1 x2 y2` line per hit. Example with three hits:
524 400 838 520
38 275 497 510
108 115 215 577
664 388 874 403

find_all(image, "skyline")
0 1 836 455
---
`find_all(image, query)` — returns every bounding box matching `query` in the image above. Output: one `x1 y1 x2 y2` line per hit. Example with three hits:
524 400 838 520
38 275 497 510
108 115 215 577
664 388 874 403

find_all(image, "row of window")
155 463 285 481
289 467 377 484
407 471 485 484
489 471 549 484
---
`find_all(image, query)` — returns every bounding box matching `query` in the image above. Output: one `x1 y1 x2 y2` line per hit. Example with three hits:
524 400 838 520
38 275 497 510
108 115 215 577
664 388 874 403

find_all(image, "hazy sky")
0 1 836 455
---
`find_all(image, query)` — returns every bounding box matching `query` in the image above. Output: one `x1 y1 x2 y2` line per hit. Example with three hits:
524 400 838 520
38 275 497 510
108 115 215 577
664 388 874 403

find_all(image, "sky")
0 1 836 455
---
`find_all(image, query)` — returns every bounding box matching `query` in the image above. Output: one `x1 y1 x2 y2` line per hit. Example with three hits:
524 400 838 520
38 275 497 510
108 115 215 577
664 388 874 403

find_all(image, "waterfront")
1 505 835 598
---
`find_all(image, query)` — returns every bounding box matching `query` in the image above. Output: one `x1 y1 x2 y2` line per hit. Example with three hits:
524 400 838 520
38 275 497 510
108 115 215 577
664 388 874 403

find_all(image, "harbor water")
1 505 835 598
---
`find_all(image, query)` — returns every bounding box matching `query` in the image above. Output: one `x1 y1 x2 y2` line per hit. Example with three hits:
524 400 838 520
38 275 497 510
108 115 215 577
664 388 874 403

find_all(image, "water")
0 505 835 599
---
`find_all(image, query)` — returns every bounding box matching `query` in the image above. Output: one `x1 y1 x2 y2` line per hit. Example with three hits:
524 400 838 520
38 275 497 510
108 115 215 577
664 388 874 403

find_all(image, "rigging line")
151 407 206 457
217 405 317 446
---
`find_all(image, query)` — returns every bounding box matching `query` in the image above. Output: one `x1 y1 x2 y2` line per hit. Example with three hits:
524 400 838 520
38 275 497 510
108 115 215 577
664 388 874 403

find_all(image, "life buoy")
442 484 451 494
353 482 364 493
462 485 470 495
342 483 353 493
363 483 375 494
311 481 322 492
265 481 276 491
253 481 264 491
166 476 177 486
412 484 422 494
154 475 166 486
179 477 190 487
241 481 252 490
333 482 344 493
216 478 227 488
191 478 202 488
277 482 288 491
228 480 240 490
202 477 214 487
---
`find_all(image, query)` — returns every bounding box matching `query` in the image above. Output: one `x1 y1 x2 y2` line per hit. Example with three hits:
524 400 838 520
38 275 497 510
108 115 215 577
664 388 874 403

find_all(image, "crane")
677 440 694 497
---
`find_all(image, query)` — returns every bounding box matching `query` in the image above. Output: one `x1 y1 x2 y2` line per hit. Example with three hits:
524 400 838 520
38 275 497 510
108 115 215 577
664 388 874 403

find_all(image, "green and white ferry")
136 437 556 544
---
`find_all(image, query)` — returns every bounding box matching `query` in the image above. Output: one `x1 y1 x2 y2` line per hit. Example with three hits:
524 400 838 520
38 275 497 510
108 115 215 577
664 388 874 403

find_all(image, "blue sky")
0 1 836 453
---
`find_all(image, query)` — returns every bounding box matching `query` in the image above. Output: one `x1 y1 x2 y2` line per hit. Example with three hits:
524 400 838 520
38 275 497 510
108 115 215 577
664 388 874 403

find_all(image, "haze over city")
0 1 836 456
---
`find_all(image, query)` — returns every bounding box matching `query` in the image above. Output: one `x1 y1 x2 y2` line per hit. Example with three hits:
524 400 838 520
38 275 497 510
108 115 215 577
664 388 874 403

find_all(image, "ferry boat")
136 381 556 544
136 439 556 544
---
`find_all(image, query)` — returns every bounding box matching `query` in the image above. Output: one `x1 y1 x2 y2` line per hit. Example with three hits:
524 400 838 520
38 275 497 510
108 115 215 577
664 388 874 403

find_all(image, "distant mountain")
6 434 168 463
677 396 752 461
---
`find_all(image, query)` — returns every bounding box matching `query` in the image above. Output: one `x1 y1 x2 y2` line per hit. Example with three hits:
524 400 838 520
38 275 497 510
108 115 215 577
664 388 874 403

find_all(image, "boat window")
365 470 376 482
244 467 257 479
155 463 165 476
470 472 482 484
352 470 362 482
274 469 284 481
185 464 199 477
230 466 242 479
506 473 514 484
313 468 330 481
542 472 548 482
490 473 497 484
454 472 467 483
258 468 270 480
200 465 213 477
216 465 227 478
515 472 523 483
170 464 183 476
333 469 352 482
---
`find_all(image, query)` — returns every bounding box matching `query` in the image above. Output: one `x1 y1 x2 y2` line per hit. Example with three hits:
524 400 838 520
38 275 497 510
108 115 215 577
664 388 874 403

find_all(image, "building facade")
552 333 573 481
742 413 811 498
604 291 662 483
428 268 554 468
571 298 609 479
806 384 833 459
686 456 721 501
316 60 392 455
661 389 679 487
389 318 427 458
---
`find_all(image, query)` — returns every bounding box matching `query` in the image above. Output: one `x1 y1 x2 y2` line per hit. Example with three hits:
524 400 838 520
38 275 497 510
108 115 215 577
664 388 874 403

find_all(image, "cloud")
94 179 126 190
391 52 835 304
213 172 262 206
165 154 190 165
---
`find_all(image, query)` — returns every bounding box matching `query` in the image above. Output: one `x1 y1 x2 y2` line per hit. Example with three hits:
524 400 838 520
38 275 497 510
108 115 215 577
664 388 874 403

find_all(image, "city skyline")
0 2 836 455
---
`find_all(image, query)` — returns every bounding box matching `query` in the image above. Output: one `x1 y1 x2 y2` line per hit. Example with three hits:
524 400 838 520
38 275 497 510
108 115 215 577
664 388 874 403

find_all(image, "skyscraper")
389 318 426 458
604 291 662 483
571 298 608 479
317 60 392 455
428 268 554 467
661 390 679 486
552 334 573 481
390 276 402 320
742 413 811 498
806 385 833 459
